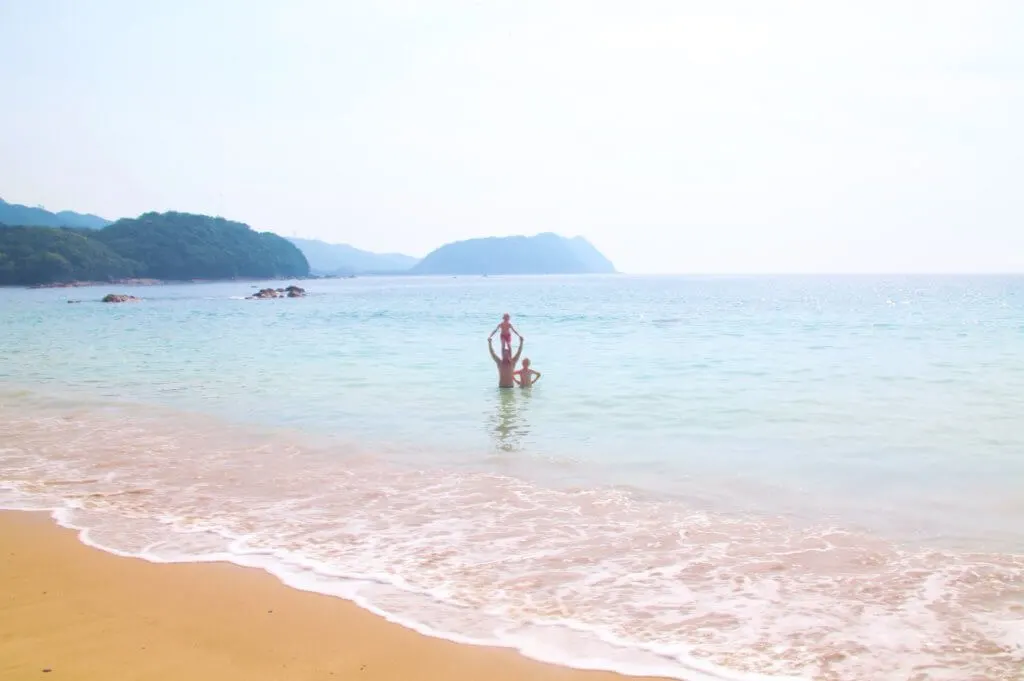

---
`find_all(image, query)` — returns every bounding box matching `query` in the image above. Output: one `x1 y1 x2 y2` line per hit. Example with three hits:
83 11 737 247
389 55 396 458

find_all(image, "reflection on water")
490 388 533 452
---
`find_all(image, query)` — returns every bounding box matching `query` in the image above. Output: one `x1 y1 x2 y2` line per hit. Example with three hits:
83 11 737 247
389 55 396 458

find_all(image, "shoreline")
0 510 673 681
9 272 626 289
23 275 340 289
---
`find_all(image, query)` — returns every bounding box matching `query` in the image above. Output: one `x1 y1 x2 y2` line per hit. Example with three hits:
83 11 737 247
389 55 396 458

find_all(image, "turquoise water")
1 275 1022 680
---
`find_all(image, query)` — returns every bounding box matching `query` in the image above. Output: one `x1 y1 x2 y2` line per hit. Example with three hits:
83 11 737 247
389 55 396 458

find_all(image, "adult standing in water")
488 335 523 388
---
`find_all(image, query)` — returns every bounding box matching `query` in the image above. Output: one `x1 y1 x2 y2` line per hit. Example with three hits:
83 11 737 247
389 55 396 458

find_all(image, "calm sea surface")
1 275 1022 680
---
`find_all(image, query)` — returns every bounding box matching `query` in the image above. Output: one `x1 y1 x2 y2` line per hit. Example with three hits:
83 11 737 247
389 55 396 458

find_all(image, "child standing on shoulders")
489 313 521 354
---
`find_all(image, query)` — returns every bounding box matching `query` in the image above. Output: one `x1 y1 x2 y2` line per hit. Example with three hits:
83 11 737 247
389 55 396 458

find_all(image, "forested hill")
0 212 309 286
0 226 137 286
95 212 309 280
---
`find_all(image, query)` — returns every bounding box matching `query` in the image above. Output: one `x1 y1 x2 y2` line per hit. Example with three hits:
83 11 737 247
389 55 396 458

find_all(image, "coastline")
24 275 341 289
0 510 671 681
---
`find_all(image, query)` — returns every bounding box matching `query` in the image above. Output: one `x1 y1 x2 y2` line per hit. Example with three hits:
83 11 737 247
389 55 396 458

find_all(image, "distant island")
410 233 616 275
0 197 111 230
0 212 308 286
287 237 418 276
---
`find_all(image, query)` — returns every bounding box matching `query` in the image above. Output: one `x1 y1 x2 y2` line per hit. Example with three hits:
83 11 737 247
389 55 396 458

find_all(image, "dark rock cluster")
101 293 140 303
248 285 306 300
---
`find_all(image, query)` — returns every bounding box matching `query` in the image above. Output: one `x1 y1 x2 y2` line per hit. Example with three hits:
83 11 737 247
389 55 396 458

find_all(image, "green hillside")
95 212 309 280
0 212 309 286
0 226 138 286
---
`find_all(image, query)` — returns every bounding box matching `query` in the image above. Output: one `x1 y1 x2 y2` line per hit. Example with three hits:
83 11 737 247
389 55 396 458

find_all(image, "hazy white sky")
1 0 1022 273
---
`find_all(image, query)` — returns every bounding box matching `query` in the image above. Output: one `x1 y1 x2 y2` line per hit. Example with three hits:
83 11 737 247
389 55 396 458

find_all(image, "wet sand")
0 510 670 681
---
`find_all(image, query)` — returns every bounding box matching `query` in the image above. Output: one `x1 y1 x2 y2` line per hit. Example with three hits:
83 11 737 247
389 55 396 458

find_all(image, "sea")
0 274 1022 681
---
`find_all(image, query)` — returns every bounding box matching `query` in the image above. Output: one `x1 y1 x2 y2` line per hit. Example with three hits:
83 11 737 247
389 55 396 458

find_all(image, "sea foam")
1 402 1022 681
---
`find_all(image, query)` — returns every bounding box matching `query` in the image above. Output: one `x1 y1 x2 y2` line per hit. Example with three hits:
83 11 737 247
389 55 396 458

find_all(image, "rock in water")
101 294 140 303
247 285 306 300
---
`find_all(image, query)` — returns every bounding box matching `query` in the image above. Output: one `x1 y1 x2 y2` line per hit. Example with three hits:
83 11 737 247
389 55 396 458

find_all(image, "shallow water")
1 275 1022 680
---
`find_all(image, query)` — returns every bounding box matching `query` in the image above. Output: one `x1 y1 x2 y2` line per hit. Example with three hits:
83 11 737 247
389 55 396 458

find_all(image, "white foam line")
0 498 806 681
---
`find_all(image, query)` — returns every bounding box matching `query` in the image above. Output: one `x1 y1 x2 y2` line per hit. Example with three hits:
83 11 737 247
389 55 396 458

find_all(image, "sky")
1 0 1022 273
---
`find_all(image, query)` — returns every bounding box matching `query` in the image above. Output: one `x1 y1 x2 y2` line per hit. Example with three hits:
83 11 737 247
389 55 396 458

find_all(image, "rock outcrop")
248 285 306 300
101 293 140 303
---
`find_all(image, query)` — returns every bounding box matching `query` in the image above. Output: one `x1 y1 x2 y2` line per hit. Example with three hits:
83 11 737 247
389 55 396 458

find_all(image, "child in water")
489 313 521 354
514 358 541 387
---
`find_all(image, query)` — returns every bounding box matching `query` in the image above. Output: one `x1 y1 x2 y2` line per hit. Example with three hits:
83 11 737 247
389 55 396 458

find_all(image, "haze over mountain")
287 237 418 275
0 194 620 279
0 198 112 230
0 195 417 277
411 233 615 276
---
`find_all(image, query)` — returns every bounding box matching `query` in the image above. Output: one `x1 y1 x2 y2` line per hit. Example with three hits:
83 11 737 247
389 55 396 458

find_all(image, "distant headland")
0 197 617 286
410 233 616 276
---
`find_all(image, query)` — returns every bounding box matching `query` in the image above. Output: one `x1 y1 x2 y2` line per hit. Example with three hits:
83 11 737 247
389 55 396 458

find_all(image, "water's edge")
1 506 776 681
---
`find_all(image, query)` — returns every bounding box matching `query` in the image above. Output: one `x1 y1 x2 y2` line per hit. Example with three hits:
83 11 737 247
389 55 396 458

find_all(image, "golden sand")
0 511 669 681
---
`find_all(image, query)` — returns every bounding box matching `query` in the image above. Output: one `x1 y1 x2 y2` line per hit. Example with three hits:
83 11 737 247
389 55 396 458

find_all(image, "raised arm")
488 338 499 363
488 324 500 339
512 336 524 363
510 324 523 339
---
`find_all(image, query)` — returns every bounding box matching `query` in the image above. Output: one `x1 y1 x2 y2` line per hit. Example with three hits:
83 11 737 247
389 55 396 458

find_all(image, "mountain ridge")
0 198 112 230
286 237 418 275
1 196 620 278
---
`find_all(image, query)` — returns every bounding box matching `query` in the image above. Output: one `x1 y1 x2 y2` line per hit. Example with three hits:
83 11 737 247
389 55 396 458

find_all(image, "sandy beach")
0 511 669 681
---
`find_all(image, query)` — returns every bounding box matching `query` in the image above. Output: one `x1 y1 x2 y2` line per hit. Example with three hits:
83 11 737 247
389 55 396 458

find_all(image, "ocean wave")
1 402 1022 681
